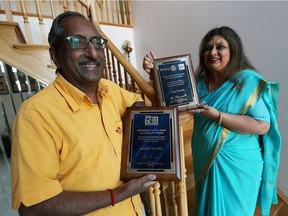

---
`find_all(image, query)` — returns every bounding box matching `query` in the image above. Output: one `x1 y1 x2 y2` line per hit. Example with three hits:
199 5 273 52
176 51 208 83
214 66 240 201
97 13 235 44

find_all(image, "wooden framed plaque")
120 106 181 181
153 54 199 111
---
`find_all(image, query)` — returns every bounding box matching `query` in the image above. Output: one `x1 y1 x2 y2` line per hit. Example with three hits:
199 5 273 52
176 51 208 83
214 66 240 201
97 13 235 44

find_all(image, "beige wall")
131 1 288 195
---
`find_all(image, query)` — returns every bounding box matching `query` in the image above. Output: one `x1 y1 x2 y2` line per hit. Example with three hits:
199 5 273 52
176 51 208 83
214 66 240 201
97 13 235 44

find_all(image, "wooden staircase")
0 21 56 84
0 0 157 105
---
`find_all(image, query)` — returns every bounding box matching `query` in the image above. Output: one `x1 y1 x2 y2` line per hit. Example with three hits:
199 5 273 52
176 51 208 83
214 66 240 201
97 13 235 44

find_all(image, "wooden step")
254 201 284 216
0 21 26 44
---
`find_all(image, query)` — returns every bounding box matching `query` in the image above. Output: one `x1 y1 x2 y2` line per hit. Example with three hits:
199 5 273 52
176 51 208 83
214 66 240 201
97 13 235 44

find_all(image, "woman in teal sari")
190 26 281 216
143 26 281 216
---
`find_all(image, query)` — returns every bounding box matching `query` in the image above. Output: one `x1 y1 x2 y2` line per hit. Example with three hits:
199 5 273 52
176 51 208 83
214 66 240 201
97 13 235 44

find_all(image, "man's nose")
85 42 101 58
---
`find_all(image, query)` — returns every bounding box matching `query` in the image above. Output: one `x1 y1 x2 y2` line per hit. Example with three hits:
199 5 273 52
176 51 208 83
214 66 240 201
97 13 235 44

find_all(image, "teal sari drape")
192 70 281 216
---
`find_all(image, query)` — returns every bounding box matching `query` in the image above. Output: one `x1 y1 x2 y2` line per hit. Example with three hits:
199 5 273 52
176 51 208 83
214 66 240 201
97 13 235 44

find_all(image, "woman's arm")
189 104 270 135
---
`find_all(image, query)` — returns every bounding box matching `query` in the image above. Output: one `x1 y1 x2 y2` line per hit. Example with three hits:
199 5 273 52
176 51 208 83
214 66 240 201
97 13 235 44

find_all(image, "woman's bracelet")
108 189 115 206
217 110 223 125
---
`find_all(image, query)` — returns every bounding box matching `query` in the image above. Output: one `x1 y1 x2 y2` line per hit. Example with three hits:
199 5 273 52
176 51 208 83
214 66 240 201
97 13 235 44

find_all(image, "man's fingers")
142 174 157 188
142 174 156 183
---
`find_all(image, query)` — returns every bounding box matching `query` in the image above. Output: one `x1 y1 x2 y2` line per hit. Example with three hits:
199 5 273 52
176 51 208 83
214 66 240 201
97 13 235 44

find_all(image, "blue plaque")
120 107 181 181
153 54 199 111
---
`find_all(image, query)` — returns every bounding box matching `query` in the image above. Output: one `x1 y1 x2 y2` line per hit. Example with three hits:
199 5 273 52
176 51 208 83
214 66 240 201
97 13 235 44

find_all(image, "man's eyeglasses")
64 35 108 49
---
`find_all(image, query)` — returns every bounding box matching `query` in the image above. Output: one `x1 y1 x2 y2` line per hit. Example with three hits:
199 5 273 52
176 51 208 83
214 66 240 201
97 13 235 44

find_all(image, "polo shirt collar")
54 74 110 112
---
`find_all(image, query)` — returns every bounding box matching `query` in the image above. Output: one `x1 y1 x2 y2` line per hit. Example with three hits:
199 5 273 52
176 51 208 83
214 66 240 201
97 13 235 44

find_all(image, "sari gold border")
195 128 229 187
239 80 267 114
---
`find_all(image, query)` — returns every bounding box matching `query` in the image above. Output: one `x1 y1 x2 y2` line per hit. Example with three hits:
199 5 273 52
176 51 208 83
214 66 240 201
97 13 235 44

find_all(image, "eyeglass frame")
62 35 108 50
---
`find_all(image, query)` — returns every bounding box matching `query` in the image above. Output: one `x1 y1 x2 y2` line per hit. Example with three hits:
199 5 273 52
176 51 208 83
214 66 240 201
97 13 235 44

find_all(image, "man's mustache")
79 57 103 66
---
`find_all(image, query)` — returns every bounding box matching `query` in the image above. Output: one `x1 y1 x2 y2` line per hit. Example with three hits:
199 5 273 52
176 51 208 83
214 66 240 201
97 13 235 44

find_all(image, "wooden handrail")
102 31 156 104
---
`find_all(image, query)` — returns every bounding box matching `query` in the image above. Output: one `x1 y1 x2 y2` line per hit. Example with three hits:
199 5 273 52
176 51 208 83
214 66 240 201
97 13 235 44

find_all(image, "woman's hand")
143 51 156 74
189 102 220 121
189 102 270 135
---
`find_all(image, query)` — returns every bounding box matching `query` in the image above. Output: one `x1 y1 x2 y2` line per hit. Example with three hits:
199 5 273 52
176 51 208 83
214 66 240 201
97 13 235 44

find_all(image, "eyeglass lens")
68 36 106 49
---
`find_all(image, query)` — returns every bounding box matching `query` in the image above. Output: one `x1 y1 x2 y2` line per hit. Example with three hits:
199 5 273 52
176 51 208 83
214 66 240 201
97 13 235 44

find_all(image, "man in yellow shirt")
11 11 156 216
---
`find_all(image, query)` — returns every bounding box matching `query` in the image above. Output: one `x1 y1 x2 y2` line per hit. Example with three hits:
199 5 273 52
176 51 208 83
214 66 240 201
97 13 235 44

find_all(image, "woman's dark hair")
195 26 255 79
48 11 87 49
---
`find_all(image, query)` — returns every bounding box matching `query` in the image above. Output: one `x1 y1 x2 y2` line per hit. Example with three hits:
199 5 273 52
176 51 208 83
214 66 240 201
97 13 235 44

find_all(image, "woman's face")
204 35 230 75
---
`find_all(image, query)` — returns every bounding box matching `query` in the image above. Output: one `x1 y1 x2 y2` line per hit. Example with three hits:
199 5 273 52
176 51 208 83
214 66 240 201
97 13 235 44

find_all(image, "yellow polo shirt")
11 74 144 215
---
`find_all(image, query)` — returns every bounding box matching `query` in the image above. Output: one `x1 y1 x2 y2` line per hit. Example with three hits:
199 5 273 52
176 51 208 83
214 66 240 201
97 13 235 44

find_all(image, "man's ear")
49 47 59 68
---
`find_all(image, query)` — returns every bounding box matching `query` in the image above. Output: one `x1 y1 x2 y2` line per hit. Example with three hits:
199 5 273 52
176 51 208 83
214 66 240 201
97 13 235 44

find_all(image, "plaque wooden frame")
153 54 199 111
120 106 181 181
